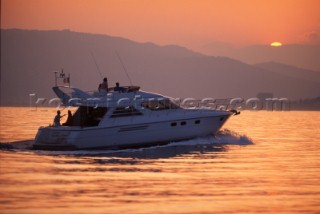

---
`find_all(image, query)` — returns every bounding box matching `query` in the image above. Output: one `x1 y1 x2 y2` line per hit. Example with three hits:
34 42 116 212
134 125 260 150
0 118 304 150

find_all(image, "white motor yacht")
33 76 239 150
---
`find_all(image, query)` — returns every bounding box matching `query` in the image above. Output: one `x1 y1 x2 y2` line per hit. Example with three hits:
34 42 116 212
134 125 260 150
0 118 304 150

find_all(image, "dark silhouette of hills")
254 62 320 84
1 29 320 106
201 42 320 71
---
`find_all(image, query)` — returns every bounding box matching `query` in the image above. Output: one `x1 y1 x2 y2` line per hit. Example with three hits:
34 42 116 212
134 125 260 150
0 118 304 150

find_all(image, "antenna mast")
90 51 104 80
115 51 133 86
54 69 70 87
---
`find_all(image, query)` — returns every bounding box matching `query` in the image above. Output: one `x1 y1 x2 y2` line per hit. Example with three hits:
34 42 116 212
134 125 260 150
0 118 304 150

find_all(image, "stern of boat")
33 126 77 150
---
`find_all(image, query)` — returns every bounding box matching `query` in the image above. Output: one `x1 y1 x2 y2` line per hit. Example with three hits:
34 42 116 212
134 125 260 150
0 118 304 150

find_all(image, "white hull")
34 114 231 150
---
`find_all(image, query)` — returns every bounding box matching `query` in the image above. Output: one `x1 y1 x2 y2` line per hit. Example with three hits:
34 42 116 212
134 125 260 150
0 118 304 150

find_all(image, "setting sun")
270 42 283 47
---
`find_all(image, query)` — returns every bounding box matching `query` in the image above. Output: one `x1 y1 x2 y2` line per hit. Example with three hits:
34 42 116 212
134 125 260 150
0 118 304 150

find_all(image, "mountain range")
200 41 320 71
1 29 320 106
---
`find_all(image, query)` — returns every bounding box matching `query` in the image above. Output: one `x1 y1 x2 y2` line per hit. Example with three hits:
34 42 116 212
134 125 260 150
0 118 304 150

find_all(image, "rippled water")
0 107 319 213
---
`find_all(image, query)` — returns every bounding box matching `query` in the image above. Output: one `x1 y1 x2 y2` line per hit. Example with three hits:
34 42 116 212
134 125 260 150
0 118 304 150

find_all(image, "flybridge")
51 69 140 106
52 85 169 109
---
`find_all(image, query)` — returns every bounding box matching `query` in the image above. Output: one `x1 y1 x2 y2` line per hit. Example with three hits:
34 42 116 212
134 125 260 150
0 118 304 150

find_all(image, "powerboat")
33 75 239 150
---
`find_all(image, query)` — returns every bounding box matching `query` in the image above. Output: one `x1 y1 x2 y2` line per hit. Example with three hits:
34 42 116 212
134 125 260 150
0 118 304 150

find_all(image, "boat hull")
33 113 232 150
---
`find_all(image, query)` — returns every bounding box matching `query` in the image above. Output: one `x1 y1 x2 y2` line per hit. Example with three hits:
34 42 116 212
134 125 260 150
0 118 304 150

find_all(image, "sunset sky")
1 0 320 51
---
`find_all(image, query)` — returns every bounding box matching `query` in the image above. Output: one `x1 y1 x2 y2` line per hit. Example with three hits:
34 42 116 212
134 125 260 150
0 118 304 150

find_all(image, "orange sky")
1 0 320 50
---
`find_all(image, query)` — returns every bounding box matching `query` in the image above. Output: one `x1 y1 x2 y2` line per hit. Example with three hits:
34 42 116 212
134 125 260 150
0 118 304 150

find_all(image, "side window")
110 106 143 118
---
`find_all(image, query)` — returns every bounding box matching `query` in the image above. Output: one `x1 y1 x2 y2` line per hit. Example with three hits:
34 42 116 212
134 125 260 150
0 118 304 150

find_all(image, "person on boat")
53 110 65 126
62 110 73 126
114 82 125 92
98 77 109 92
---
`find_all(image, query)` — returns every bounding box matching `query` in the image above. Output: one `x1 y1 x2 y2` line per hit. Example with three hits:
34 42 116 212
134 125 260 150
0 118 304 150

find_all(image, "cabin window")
171 122 177 127
195 120 201 124
110 106 143 118
181 121 187 126
141 99 180 111
72 106 108 127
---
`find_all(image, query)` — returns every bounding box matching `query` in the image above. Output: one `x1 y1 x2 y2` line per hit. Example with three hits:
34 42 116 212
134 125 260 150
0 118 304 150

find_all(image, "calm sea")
0 107 319 214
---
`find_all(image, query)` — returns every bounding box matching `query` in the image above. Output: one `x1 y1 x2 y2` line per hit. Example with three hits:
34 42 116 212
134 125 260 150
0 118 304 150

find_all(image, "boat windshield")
110 106 143 118
141 99 180 111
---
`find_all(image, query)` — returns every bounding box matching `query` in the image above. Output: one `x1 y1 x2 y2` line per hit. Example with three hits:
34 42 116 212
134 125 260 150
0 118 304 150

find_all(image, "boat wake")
0 129 253 158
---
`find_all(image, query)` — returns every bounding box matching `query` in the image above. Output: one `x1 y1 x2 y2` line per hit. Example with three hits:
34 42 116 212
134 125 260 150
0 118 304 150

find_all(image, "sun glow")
270 42 282 47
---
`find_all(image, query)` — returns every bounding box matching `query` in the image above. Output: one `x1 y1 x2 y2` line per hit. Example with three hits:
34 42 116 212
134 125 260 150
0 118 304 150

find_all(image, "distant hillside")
254 62 320 84
201 42 320 71
1 29 320 106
